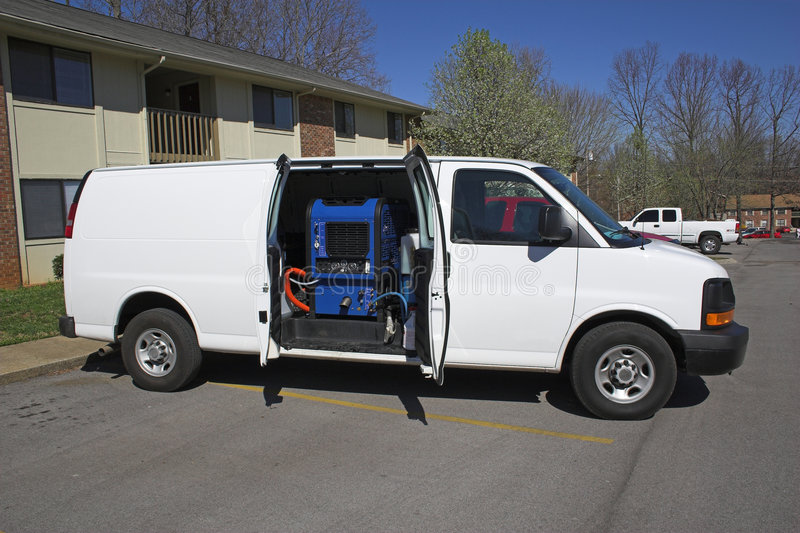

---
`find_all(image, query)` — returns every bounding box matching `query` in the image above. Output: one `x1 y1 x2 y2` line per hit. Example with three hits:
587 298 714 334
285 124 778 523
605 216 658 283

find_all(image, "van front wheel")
570 322 676 420
121 308 202 392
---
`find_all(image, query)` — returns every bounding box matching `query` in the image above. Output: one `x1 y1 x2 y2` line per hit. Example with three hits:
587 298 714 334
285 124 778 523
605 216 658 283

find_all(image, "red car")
742 228 780 239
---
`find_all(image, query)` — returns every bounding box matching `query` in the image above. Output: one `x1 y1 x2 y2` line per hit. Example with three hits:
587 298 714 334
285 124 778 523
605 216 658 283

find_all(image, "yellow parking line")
210 382 614 444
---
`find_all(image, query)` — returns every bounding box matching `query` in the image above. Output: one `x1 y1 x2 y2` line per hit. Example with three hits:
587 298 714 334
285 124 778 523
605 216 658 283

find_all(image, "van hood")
642 238 729 278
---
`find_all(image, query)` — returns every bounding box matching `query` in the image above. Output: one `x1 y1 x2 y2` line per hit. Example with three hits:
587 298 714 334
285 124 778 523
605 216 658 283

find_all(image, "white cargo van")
60 146 748 419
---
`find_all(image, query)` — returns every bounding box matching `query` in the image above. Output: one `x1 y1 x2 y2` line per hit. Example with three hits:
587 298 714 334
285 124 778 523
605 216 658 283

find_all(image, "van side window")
451 170 552 244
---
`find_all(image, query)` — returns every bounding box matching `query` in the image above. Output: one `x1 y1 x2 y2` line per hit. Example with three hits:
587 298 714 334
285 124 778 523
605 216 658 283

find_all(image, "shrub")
52 254 64 280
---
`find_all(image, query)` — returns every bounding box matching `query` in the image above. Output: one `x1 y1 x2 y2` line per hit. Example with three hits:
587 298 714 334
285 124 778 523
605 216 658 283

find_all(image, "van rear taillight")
65 202 78 238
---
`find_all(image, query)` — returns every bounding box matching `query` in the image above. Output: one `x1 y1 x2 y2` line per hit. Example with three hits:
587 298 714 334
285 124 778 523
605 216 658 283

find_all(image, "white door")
631 208 661 235
403 146 449 385
257 155 292 366
437 162 578 369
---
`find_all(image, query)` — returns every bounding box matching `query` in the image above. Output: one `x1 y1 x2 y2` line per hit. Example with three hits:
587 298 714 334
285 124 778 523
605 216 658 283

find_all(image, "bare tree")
763 65 800 234
608 41 662 134
512 45 551 93
607 41 663 208
718 59 765 220
68 0 389 91
659 52 721 218
248 0 388 90
547 83 618 195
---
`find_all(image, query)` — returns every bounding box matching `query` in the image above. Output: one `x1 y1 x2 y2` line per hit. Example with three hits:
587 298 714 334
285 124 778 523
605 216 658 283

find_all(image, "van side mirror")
538 205 572 242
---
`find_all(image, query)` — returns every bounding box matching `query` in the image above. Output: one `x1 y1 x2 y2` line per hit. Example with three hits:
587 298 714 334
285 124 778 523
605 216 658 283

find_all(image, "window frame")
20 179 82 240
252 84 294 131
334 101 355 138
387 111 404 145
8 37 94 109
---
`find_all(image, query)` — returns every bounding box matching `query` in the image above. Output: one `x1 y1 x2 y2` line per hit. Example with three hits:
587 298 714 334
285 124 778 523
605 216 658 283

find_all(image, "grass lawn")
0 282 65 347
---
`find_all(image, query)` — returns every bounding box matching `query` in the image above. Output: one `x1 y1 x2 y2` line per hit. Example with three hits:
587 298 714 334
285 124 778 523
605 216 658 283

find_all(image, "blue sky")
364 0 800 106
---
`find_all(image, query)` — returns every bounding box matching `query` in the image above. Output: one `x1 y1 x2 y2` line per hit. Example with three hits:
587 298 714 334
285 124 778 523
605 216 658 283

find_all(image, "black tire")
121 308 202 392
699 235 722 254
569 322 677 420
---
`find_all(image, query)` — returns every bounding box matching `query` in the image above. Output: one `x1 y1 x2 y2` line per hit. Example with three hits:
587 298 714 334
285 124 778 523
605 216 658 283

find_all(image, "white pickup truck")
619 207 739 254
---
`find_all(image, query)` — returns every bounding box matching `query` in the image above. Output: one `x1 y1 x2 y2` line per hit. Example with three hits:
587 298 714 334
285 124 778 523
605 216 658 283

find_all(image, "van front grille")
325 222 370 257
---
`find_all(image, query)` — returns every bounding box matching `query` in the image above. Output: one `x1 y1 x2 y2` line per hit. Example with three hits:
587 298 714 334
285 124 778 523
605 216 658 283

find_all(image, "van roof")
91 156 551 174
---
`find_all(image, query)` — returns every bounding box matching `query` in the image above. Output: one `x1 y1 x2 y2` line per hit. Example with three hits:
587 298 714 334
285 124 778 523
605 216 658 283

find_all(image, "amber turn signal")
706 309 734 327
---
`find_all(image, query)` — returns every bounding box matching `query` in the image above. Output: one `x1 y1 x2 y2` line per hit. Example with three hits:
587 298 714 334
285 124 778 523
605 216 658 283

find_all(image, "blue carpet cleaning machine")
306 198 414 330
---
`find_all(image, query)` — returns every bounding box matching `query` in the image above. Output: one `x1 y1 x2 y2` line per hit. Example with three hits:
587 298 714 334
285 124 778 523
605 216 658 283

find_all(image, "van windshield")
533 167 641 247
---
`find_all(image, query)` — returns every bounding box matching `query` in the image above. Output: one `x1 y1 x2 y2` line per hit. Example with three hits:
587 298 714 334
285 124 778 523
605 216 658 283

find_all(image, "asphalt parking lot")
1 237 798 532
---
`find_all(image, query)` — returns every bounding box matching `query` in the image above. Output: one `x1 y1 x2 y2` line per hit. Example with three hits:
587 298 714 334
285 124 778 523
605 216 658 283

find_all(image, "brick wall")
298 94 335 157
0 57 22 288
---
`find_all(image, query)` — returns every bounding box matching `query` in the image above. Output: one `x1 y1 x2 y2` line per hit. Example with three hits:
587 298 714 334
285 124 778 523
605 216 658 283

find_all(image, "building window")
252 85 293 130
776 208 786 215
334 101 355 137
387 112 404 144
777 219 786 226
761 209 768 215
9 38 93 108
745 221 754 228
759 220 767 228
20 180 82 240
746 210 754 216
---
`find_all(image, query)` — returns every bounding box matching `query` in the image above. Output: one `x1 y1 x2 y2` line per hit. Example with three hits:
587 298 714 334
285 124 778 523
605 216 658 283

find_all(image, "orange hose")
284 268 310 312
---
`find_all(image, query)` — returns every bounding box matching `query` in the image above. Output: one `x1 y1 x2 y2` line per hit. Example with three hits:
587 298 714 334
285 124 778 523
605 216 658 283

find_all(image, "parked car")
618 207 739 254
739 227 759 238
742 228 779 239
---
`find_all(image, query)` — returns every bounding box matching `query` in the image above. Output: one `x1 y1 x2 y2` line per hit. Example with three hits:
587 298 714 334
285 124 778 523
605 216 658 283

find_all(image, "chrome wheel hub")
595 345 655 404
135 328 177 377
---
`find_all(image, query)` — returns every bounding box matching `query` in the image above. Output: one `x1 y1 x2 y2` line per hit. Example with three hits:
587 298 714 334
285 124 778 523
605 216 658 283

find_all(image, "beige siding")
25 242 63 284
354 104 386 154
332 103 405 156
93 53 146 166
214 78 251 160
253 129 296 159
334 137 357 156
13 103 99 178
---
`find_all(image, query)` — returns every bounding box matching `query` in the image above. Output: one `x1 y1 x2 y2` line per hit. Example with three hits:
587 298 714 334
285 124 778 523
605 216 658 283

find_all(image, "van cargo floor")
280 317 408 355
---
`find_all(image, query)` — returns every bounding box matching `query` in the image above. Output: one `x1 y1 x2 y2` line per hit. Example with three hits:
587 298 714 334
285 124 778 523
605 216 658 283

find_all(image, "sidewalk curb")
0 354 99 386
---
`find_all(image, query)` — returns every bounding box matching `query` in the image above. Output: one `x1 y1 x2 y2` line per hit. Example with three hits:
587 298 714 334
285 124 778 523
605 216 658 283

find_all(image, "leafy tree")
412 29 571 170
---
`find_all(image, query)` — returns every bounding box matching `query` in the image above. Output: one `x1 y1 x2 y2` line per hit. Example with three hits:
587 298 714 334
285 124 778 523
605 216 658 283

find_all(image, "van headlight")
702 278 735 329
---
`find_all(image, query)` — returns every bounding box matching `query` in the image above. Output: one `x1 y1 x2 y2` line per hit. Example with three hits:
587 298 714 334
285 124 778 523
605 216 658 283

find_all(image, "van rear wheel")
570 322 676 420
121 308 202 392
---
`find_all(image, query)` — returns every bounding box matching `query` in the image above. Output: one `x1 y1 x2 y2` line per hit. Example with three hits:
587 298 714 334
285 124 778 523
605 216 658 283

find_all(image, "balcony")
147 108 218 164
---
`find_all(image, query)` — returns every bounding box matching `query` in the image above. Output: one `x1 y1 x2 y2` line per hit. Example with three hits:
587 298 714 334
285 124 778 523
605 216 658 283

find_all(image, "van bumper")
678 322 748 375
59 315 77 338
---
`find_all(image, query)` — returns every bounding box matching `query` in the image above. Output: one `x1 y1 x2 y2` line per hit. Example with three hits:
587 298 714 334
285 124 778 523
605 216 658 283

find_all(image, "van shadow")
80 352 710 420
198 353 567 423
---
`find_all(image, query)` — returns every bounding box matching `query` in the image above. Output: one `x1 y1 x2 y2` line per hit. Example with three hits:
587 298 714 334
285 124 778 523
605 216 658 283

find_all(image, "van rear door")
403 146 449 385
257 155 292 366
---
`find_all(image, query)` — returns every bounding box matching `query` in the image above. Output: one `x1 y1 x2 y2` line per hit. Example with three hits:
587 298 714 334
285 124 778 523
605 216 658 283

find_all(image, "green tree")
412 29 571 170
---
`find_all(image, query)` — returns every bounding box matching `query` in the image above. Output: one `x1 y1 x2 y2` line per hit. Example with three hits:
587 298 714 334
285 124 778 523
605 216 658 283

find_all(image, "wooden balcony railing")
147 108 218 164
